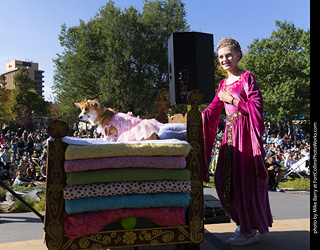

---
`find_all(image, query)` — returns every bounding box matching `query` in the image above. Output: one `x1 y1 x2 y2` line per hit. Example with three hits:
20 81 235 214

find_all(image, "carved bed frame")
44 90 205 250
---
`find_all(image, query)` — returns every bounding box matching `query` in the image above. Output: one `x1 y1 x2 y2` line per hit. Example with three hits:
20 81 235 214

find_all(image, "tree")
13 68 37 111
0 75 15 125
25 90 50 115
48 102 63 119
53 0 189 122
0 68 49 128
17 105 35 131
240 21 310 130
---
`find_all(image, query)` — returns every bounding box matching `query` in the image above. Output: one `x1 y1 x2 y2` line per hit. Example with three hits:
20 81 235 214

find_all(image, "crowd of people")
210 121 310 191
2 120 310 190
0 128 49 187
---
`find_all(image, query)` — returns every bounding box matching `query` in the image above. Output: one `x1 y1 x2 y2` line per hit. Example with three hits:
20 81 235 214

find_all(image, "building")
1 60 44 98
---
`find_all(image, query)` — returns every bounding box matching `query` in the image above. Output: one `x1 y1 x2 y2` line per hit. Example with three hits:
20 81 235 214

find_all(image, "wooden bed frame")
44 90 205 250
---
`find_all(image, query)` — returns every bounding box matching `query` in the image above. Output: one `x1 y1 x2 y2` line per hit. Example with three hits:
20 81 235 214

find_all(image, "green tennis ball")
121 217 137 230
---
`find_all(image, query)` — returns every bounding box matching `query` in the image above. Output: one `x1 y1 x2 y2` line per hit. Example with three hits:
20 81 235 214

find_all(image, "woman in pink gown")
202 38 273 246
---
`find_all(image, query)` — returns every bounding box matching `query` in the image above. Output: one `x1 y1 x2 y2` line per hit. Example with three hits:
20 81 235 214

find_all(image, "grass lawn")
0 185 46 213
204 176 310 190
204 176 215 188
278 177 310 190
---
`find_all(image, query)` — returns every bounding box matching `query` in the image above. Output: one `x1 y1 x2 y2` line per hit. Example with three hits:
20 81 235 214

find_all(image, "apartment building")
1 60 44 98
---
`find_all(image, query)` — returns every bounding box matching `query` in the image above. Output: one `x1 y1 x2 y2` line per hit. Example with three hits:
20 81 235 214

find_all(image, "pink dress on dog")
102 112 163 142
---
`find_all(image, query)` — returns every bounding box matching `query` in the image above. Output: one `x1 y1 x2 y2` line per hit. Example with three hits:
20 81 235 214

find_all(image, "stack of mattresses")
60 137 192 239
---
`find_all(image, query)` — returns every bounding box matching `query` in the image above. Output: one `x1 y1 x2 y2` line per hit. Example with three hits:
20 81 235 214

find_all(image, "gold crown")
80 98 88 105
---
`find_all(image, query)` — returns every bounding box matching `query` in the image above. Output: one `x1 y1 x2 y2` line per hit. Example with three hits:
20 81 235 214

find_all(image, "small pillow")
158 123 187 140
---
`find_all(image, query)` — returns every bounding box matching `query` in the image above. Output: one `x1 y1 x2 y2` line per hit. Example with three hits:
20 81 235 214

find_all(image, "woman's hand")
218 90 233 103
218 90 239 107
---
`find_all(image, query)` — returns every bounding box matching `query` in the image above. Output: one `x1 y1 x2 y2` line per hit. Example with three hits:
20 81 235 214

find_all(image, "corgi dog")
75 99 162 141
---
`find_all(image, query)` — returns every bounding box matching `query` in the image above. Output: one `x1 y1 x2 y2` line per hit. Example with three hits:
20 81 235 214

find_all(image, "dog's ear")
74 103 81 108
91 99 100 108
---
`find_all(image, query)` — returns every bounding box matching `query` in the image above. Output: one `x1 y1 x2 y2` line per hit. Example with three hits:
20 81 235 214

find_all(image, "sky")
0 0 310 102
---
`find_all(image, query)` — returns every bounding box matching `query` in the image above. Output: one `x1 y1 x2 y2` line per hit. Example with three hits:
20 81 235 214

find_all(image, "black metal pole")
0 180 44 223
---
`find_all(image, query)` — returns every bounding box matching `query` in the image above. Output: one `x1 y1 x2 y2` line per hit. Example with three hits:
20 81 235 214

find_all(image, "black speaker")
168 32 215 105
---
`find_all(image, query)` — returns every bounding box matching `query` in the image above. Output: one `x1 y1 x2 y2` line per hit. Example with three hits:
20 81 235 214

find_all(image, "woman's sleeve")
237 72 265 138
201 83 224 182
238 72 268 179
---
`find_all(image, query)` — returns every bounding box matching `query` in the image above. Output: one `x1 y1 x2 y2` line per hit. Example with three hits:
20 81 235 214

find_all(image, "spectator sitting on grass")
284 155 296 170
22 151 31 161
283 148 291 161
13 170 32 187
301 146 310 159
34 138 42 154
274 134 283 146
14 153 20 165
275 148 284 164
17 138 25 157
292 152 300 161
269 143 276 154
25 136 34 157
10 139 18 157
39 165 46 182
8 156 18 184
26 161 36 179
290 144 299 154
0 147 10 169
18 156 28 175
32 151 42 167
40 145 47 166
266 154 286 192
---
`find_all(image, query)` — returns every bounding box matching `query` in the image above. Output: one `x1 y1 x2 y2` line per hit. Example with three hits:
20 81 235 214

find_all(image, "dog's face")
74 99 101 125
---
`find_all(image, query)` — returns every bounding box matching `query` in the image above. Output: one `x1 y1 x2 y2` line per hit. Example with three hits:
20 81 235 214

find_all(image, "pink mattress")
64 207 186 238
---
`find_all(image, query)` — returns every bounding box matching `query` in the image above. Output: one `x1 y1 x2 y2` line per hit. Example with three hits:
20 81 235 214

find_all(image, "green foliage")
279 177 310 190
33 193 46 212
0 186 7 200
17 105 35 131
13 68 36 111
7 195 45 213
240 21 310 124
0 68 50 128
26 90 50 115
8 198 34 213
0 185 46 213
203 177 215 188
53 0 190 121
0 76 15 124
204 176 310 190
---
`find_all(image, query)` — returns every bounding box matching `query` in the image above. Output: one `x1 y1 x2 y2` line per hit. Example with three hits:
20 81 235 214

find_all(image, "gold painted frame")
44 90 204 249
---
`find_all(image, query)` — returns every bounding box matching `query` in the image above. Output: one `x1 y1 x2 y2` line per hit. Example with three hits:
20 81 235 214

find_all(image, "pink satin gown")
202 71 273 234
